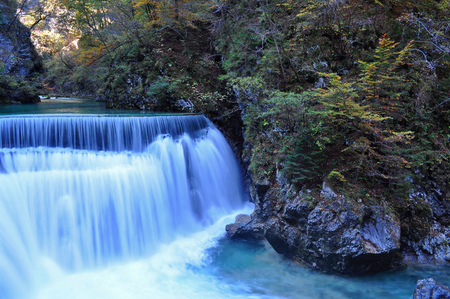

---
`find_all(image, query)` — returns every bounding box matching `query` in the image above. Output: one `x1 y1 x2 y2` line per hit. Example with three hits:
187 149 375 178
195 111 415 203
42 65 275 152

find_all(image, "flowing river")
0 98 448 298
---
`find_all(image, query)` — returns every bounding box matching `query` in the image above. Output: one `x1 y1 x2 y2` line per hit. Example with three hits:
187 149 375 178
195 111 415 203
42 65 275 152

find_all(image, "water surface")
0 97 165 115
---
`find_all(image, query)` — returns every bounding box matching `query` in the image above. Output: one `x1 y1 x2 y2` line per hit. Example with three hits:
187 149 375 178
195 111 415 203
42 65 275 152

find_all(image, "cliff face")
0 0 42 103
226 92 450 275
228 177 406 274
217 0 450 275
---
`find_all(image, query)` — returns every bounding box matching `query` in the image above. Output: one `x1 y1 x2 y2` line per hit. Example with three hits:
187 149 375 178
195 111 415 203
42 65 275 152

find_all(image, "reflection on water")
0 97 161 116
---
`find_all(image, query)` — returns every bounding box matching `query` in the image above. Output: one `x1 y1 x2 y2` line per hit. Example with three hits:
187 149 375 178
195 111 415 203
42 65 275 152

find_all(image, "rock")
255 183 271 203
0 0 42 104
301 199 402 274
321 181 337 199
414 278 450 299
265 217 301 255
175 99 194 111
283 201 313 226
258 185 403 275
314 77 326 88
410 183 450 226
225 214 265 240
404 222 450 264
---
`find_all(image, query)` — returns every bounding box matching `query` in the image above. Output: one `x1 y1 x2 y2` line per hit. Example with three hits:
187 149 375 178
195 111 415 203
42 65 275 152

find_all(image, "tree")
284 132 324 188
315 37 413 183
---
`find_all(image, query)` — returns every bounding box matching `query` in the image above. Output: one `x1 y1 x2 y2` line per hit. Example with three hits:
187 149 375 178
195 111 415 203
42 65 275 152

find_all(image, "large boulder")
229 181 404 275
229 176 450 274
264 195 403 274
414 278 450 299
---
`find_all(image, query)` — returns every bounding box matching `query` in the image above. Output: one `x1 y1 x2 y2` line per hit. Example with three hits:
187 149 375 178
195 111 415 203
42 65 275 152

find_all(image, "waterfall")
0 115 245 299
0 115 209 151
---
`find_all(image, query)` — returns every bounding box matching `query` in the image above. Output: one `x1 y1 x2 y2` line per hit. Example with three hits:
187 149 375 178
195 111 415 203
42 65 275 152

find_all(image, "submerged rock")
414 278 450 299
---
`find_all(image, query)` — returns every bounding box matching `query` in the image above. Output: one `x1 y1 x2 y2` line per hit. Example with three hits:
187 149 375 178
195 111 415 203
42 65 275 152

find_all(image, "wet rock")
414 278 450 299
225 214 265 240
264 217 290 254
300 199 402 274
257 184 403 275
283 201 313 226
404 222 450 264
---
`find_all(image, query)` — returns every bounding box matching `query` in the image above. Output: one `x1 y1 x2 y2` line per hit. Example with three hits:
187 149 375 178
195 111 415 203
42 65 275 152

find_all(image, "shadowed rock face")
414 278 450 299
0 0 42 103
226 184 404 275
226 214 265 240
264 196 403 275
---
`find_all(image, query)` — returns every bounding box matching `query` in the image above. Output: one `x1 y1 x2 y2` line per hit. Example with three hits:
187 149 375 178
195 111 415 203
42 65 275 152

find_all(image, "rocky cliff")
0 0 42 103
228 174 450 275
226 98 450 276
228 182 404 274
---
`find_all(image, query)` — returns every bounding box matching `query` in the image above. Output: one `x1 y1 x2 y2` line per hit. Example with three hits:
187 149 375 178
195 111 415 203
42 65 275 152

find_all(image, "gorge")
0 98 449 298
1 0 450 296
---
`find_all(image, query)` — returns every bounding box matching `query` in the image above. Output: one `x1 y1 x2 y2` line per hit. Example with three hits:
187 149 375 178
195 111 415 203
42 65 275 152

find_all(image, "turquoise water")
209 239 450 298
1 98 449 299
0 97 169 116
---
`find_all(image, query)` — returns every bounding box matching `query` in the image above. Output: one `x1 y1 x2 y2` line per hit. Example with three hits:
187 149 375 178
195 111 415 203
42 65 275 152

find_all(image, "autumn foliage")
28 0 450 203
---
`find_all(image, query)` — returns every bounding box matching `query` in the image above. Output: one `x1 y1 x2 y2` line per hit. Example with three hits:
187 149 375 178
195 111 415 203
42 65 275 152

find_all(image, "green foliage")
231 76 324 184
35 0 232 113
0 64 39 104
327 170 346 183
26 0 450 212
0 62 17 100
146 77 172 98
43 53 98 96
193 91 227 113
314 37 414 184
284 132 325 188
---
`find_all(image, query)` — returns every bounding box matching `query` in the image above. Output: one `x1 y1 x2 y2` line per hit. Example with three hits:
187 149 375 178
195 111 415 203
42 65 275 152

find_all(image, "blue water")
0 98 449 299
209 239 450 298
0 97 150 115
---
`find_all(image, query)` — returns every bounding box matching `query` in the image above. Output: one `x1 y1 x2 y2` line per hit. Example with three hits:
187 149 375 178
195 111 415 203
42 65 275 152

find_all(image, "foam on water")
35 206 267 299
0 115 247 298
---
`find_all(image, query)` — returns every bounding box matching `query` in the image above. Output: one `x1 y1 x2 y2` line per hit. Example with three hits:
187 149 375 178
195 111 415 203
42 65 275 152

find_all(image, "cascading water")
0 115 246 299
2 102 450 299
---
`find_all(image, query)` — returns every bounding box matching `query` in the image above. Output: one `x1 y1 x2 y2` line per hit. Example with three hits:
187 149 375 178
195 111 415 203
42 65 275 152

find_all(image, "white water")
2 111 450 299
0 115 209 151
35 208 258 299
0 115 247 298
